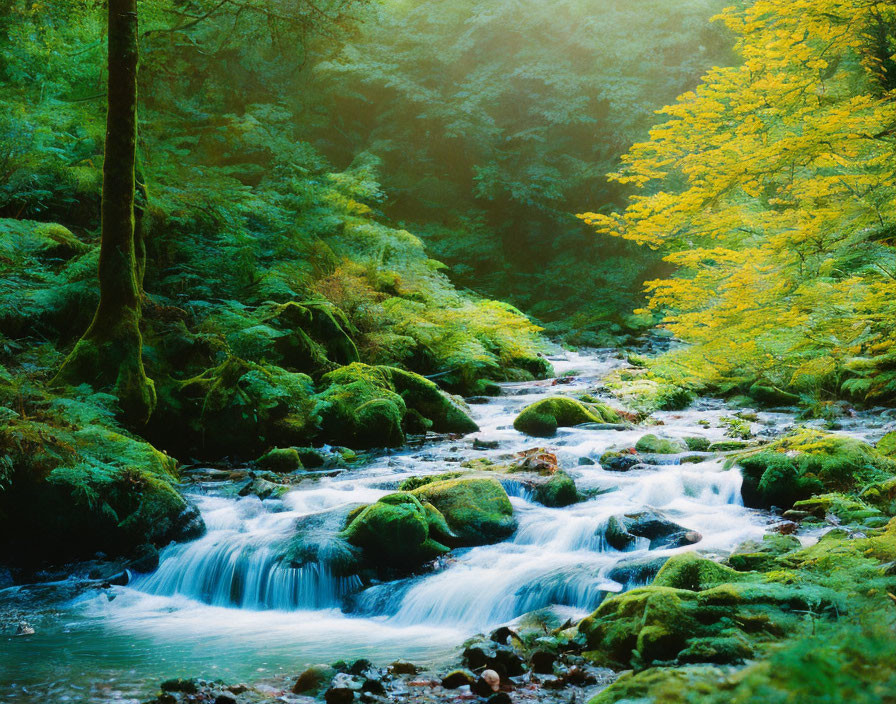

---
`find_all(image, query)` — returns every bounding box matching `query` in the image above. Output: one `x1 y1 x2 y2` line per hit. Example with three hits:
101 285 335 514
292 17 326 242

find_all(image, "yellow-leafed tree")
581 0 896 405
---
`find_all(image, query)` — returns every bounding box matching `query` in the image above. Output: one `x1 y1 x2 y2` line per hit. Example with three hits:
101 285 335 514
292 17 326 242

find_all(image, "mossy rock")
635 434 686 454
534 471 578 507
748 383 801 406
513 396 620 437
587 665 726 704
735 428 895 510
412 477 516 545
684 437 711 452
153 357 319 457
342 492 449 567
599 450 642 472
727 534 801 572
708 440 750 452
792 493 884 524
265 300 360 370
0 416 203 564
316 363 478 449
383 366 479 435
654 553 749 591
256 448 304 473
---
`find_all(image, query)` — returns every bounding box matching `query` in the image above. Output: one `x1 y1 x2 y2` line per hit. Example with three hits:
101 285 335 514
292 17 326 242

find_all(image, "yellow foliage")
581 0 896 400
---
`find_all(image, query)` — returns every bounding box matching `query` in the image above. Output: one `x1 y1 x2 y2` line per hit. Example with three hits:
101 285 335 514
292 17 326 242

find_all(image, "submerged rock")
441 669 476 689
599 450 641 472
604 510 701 551
293 665 338 695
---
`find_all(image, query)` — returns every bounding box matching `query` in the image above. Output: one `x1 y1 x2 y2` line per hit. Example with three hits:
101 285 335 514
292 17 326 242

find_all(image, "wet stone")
530 650 556 674
441 670 477 689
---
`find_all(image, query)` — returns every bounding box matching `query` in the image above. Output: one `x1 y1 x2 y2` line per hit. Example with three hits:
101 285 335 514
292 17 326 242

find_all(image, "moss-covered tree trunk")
55 0 156 423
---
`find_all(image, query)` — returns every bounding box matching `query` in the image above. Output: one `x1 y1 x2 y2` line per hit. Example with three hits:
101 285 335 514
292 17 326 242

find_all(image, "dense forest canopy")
299 0 735 343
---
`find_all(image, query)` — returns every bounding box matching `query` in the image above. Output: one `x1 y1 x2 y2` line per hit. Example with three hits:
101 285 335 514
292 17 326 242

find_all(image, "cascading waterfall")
3 349 780 700
131 350 762 629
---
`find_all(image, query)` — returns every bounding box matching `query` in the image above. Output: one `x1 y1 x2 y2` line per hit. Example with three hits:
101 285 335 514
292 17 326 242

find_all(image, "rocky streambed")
3 348 895 704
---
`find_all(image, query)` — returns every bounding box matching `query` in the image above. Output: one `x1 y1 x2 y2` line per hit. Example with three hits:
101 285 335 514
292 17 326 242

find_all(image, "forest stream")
6 347 887 704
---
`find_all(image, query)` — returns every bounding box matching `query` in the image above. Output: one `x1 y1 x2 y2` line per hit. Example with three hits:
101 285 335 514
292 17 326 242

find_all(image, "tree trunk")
55 0 156 424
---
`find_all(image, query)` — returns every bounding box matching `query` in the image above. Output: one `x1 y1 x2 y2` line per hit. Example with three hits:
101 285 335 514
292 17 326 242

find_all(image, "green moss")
513 396 620 437
587 666 725 704
398 472 464 492
792 493 884 524
315 363 477 449
684 437 711 452
728 534 802 572
876 431 896 458
534 471 578 507
342 492 448 567
256 447 304 473
635 434 686 454
861 476 896 514
266 300 359 370
735 428 895 510
748 382 801 406
604 370 695 414
708 440 750 452
153 357 319 457
0 408 201 564
412 477 516 545
654 553 750 591
383 366 478 434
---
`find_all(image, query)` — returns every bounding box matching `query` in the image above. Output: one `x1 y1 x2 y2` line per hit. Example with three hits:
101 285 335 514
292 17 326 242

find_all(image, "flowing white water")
0 349 781 702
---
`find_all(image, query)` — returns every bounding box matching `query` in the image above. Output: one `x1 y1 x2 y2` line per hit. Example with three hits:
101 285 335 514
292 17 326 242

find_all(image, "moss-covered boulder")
0 412 203 564
735 428 895 510
153 357 319 457
341 492 449 567
411 477 516 545
579 550 838 670
256 448 304 473
315 363 477 449
267 300 360 370
792 493 884 524
748 382 801 406
513 396 621 437
534 471 578 507
727 533 802 572
635 434 687 454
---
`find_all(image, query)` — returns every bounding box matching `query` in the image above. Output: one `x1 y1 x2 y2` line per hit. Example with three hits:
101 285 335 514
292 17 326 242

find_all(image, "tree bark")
55 0 156 424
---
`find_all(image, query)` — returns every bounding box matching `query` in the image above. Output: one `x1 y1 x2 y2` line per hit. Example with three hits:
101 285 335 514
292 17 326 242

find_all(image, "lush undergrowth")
0 0 549 565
